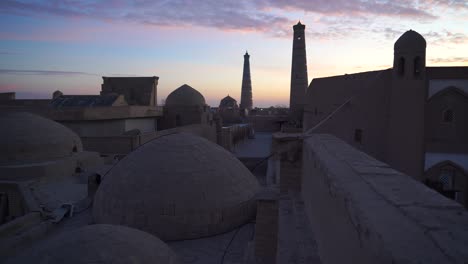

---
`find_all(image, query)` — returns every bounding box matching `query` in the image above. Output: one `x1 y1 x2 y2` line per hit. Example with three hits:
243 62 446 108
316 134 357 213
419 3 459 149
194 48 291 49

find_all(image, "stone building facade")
101 76 158 106
218 95 241 125
159 84 213 129
303 30 468 208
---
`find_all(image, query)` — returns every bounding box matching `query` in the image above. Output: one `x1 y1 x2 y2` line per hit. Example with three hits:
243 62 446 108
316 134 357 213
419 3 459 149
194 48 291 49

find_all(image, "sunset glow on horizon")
1 1 467 107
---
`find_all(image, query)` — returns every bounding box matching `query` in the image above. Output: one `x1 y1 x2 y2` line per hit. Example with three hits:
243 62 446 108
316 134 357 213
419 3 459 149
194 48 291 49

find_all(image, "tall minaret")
240 51 253 112
289 21 308 126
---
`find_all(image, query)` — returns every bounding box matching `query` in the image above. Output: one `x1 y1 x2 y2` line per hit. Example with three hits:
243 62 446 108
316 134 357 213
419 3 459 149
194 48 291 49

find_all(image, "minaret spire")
240 51 253 113
289 21 308 126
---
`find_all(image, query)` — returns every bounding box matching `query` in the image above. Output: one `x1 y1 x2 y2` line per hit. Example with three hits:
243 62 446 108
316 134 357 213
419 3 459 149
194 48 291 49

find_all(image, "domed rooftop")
0 112 83 166
93 133 259 241
6 224 178 264
165 84 206 106
219 95 238 108
394 30 426 51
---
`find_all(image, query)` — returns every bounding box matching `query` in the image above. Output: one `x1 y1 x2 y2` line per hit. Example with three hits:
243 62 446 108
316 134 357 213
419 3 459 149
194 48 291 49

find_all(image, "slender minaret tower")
240 51 253 112
387 30 427 179
289 21 308 126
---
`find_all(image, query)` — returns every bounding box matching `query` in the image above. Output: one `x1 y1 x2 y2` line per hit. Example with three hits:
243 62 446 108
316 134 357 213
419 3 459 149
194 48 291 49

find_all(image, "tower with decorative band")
289 21 309 126
240 51 253 114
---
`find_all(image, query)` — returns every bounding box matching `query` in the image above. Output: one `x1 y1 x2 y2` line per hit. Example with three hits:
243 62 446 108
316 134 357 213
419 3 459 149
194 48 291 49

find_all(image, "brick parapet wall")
302 133 468 264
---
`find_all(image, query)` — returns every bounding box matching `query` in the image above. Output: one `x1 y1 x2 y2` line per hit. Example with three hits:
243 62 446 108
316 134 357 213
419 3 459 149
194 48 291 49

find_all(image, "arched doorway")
425 161 468 208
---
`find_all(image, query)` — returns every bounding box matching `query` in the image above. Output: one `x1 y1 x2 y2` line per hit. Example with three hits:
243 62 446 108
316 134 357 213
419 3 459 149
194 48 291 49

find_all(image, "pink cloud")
0 0 449 40
0 83 19 92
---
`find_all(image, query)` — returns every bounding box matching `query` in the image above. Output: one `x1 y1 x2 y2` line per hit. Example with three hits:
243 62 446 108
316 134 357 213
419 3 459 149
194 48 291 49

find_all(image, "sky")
0 0 467 107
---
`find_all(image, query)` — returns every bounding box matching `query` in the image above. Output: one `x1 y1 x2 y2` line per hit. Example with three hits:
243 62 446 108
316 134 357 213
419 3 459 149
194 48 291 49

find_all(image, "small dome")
52 90 63 99
0 112 83 166
394 30 426 52
6 224 178 264
165 84 206 106
93 133 259 240
219 95 238 108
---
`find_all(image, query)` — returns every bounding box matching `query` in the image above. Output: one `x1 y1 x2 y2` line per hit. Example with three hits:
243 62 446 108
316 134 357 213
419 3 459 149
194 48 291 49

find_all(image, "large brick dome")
165 84 206 106
93 133 259 240
6 224 178 264
0 112 82 166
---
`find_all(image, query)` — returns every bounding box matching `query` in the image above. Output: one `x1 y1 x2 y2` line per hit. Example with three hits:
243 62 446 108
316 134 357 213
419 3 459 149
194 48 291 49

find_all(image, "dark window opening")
414 56 421 77
95 174 102 185
75 167 82 173
314 107 318 116
443 109 454 123
354 129 363 144
72 146 77 152
297 35 302 40
398 57 405 76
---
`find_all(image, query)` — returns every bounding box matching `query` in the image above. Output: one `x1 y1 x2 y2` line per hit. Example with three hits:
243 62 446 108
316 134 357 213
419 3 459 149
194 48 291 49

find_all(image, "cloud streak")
430 57 468 64
425 30 468 46
0 0 458 38
259 0 437 19
0 69 96 76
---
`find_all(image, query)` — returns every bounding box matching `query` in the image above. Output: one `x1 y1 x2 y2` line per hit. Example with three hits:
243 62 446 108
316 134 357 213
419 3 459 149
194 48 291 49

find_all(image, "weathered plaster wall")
302 134 468 264
62 117 157 137
62 119 125 137
124 118 156 133
82 124 217 155
249 115 286 132
425 87 468 154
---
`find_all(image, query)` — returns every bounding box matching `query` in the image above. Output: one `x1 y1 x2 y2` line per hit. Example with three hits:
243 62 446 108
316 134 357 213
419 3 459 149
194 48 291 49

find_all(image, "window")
314 107 318 116
443 109 454 123
398 57 405 76
354 129 363 144
414 56 421 77
439 168 455 191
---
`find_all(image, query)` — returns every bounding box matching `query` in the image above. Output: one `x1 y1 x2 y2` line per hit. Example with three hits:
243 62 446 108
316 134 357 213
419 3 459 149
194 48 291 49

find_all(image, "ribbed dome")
394 30 426 52
165 84 206 106
0 112 83 166
93 133 259 240
6 224 178 264
219 95 238 108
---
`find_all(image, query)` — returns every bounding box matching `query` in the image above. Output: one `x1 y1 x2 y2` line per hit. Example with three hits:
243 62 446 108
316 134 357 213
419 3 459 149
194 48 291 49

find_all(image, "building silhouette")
240 51 253 114
289 21 309 126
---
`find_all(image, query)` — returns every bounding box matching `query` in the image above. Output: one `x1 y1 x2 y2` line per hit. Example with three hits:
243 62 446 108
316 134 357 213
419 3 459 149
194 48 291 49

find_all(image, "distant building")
160 84 213 129
289 21 309 126
50 93 127 108
303 30 468 207
240 52 253 114
0 92 15 101
0 77 163 137
101 76 158 106
218 95 241 125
